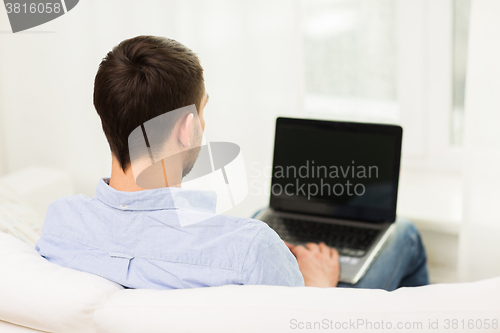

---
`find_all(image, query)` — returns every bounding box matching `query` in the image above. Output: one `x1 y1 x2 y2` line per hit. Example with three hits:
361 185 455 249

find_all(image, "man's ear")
178 113 194 147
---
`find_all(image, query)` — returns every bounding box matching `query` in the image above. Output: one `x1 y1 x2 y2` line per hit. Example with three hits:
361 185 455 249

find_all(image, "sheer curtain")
459 0 500 281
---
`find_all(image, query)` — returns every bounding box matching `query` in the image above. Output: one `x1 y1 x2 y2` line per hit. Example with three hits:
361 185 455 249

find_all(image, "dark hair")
93 35 205 172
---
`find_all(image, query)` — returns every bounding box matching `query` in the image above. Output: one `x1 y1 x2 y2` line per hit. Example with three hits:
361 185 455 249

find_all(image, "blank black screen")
270 118 402 223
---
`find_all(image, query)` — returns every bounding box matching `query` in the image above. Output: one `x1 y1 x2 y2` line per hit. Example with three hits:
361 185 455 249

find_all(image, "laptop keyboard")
266 217 379 257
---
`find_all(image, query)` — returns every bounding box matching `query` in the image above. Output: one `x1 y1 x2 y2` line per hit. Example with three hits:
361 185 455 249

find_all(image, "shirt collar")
94 178 217 213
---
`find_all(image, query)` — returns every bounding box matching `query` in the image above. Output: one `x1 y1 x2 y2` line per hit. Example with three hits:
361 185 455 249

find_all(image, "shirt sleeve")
241 223 305 287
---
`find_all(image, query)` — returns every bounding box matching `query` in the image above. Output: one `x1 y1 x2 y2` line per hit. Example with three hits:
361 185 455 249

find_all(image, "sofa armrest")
0 167 75 220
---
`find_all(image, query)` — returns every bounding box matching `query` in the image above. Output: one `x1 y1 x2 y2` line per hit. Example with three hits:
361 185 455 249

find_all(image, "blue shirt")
36 178 304 289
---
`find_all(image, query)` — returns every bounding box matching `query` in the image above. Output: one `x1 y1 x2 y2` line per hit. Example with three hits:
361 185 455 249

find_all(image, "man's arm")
242 224 304 287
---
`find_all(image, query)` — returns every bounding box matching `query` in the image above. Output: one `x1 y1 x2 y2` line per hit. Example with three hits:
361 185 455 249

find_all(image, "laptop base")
255 208 396 284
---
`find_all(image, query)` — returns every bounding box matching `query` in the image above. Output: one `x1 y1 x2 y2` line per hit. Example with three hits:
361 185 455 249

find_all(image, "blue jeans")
252 210 429 291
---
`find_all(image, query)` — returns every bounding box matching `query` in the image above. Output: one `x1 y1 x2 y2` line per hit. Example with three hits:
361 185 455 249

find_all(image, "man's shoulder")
43 194 94 227
192 215 280 257
215 215 277 240
48 193 92 208
214 216 287 262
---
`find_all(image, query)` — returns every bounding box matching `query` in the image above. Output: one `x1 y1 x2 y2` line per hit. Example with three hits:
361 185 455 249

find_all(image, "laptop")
255 117 403 284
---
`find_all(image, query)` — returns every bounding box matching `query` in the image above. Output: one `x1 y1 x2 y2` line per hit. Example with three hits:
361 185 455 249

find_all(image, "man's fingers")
330 247 339 261
284 241 295 250
319 242 330 256
290 244 307 257
305 242 319 252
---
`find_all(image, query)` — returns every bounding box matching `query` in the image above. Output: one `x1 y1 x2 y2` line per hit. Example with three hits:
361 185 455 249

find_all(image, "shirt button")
118 204 127 209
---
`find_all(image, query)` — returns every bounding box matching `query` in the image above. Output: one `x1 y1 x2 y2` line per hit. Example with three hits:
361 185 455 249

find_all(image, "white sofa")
0 168 499 333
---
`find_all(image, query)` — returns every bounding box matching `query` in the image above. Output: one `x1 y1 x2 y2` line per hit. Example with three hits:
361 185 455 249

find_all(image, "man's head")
93 35 207 177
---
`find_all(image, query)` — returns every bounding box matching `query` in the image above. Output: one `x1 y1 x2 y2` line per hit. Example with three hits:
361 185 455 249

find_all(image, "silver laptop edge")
351 222 395 284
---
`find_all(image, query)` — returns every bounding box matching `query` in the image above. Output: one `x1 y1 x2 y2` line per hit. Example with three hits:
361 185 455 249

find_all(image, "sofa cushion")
0 232 123 333
0 181 42 247
94 277 500 333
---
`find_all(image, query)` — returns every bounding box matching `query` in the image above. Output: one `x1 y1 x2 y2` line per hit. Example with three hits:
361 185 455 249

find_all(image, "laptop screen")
270 117 402 223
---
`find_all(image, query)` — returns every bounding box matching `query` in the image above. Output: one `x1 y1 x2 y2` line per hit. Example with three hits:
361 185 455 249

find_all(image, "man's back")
36 179 304 289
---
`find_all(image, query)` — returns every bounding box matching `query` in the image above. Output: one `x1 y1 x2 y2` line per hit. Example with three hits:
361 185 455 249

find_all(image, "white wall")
0 0 302 217
458 0 500 281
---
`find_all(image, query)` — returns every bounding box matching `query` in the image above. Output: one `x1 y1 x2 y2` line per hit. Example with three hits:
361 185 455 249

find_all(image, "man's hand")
285 241 340 288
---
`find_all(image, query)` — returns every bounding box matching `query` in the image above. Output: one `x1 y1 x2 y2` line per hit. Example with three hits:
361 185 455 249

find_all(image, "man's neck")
108 157 145 192
108 156 183 192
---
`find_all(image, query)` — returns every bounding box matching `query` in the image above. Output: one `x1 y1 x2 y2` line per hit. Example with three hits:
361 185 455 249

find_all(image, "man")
36 35 428 290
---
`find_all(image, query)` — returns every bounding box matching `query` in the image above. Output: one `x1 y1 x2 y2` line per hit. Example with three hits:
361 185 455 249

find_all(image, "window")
302 0 398 123
451 0 471 146
300 0 471 171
